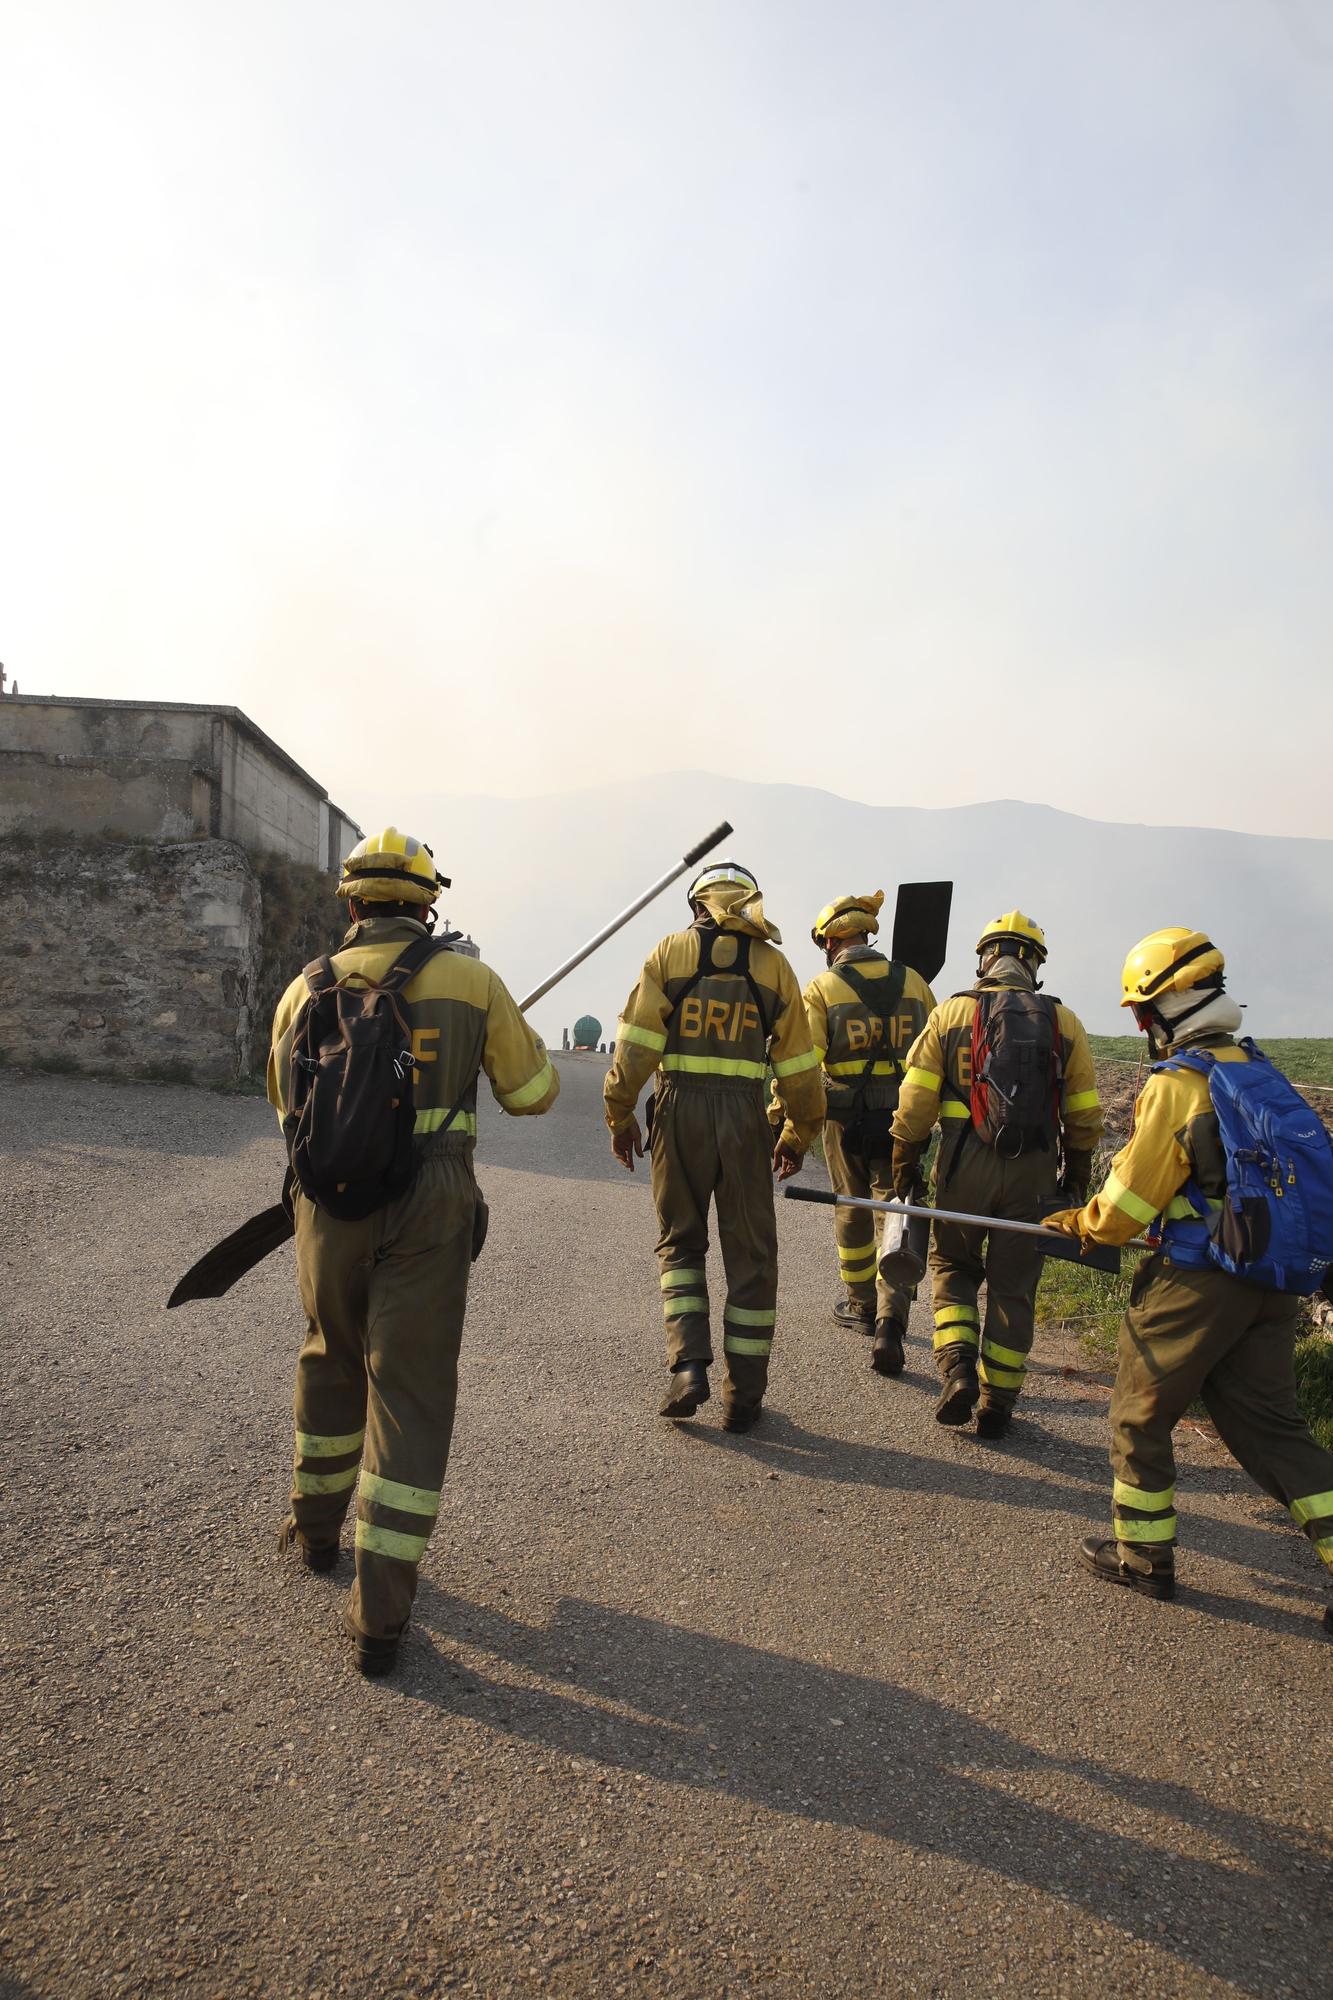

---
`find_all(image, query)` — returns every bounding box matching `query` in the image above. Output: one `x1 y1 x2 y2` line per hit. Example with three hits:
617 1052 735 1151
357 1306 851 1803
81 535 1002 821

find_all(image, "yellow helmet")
1119 929 1224 1009
337 827 447 907
811 891 885 947
976 910 1047 963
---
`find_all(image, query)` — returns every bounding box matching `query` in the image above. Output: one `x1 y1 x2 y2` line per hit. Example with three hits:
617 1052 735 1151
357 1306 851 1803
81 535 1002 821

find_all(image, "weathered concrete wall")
0 697 360 870
0 837 261 1085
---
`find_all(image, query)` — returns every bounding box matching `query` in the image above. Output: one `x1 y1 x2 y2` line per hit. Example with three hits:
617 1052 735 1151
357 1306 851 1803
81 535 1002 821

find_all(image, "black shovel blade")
891 881 953 985
167 1203 295 1307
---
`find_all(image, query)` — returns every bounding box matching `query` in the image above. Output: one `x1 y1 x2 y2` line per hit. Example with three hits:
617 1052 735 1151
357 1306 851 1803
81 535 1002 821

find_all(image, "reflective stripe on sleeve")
618 1021 668 1053
415 1107 478 1137
360 1472 441 1520
661 1055 768 1080
903 1066 942 1094
1064 1088 1101 1112
355 1521 431 1563
294 1464 359 1496
938 1101 970 1118
498 1058 556 1111
296 1428 366 1459
773 1048 821 1079
1102 1172 1159 1226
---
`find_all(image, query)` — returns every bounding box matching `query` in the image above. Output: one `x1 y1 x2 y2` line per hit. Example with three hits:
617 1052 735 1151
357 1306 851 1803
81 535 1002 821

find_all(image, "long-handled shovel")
167 819 735 1306
783 1184 1125 1275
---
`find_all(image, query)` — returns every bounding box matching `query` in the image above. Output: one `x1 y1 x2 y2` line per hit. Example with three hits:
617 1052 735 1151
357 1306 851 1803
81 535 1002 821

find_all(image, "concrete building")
0 694 361 870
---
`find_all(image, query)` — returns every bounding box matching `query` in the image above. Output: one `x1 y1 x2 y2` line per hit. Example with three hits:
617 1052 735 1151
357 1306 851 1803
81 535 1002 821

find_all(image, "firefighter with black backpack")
267 827 559 1677
604 860 825 1430
891 912 1103 1437
804 893 936 1377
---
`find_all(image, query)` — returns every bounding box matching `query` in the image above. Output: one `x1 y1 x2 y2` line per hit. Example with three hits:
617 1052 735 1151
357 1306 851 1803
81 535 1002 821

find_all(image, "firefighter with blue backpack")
1046 929 1333 1632
891 912 1104 1437
268 828 559 1677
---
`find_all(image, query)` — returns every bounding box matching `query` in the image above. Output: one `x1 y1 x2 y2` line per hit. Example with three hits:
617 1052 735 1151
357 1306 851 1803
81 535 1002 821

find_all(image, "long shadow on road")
406 1591 1331 1998
686 1410 1320 1593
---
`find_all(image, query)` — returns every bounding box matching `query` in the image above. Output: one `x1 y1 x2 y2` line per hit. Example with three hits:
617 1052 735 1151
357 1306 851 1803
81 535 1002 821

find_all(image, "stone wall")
0 836 262 1085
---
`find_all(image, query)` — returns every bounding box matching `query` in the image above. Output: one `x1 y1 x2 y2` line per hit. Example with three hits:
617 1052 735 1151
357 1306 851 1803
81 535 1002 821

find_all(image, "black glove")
1060 1148 1094 1209
892 1139 926 1200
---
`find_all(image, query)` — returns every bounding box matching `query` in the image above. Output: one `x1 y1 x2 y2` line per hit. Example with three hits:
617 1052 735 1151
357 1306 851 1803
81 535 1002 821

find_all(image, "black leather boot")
833 1297 875 1334
974 1403 1012 1440
870 1318 906 1377
278 1517 340 1573
934 1355 979 1427
1078 1536 1175 1600
659 1360 710 1418
344 1609 403 1677
721 1401 761 1433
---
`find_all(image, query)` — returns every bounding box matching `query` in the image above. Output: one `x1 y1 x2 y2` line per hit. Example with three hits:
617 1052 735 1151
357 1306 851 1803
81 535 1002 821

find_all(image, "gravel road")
2 1056 1330 2000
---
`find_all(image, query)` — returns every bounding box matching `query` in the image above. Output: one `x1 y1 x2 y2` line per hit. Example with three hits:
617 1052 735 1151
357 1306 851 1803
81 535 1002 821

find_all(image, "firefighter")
268 827 559 1676
805 893 936 1376
891 911 1103 1438
1046 929 1333 1632
604 860 825 1430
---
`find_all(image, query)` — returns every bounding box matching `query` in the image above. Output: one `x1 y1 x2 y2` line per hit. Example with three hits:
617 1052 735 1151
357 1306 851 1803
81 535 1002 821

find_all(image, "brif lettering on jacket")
844 1010 918 1054
678 995 763 1043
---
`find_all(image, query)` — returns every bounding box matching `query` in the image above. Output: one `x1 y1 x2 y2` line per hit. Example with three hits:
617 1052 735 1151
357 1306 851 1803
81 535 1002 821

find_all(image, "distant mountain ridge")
349 773 1333 1042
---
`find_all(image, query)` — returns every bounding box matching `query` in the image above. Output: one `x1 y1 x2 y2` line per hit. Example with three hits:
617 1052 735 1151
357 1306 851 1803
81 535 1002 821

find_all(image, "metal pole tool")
168 819 735 1306
784 1184 1125 1274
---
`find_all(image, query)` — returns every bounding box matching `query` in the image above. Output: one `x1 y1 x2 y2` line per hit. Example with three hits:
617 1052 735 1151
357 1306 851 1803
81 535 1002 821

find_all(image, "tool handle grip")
782 1185 837 1207
681 821 734 868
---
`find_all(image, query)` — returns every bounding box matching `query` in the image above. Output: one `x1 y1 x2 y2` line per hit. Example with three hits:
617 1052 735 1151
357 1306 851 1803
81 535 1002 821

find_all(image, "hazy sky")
3 2 1331 837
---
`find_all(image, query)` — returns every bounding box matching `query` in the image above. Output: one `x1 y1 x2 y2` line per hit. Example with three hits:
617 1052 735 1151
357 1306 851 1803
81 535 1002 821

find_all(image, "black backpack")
967 986 1063 1158
832 959 906 1157
284 934 452 1220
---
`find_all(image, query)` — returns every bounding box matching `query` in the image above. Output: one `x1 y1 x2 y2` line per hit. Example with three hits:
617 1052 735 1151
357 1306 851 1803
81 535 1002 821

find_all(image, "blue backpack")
1155 1038 1333 1295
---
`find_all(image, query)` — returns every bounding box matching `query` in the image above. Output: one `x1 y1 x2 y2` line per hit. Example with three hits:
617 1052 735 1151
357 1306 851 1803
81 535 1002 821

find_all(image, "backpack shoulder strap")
302 956 338 999
378 932 452 995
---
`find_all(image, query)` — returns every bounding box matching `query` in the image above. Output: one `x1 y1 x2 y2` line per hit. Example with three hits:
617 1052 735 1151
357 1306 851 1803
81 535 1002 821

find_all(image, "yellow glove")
1043 1206 1086 1237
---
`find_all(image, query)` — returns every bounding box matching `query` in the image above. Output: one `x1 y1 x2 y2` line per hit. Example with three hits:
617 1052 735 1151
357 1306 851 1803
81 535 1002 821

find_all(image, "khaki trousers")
650 1078 778 1412
822 1116 916 1328
289 1139 477 1638
1107 1254 1333 1573
929 1135 1059 1411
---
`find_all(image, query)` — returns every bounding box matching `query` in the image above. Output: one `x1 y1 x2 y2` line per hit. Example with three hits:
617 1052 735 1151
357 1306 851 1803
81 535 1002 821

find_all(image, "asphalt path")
1 1056 1330 2000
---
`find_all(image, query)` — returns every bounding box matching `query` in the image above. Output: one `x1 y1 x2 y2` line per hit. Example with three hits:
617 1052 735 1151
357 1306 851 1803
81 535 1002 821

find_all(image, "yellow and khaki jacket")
891 959 1103 1157
1054 1035 1244 1246
268 915 558 1142
805 945 936 1114
604 922 825 1154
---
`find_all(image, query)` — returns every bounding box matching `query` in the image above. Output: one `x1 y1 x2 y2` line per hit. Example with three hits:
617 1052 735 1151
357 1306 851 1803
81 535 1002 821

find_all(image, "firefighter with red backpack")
267 827 559 1677
891 911 1103 1437
1046 929 1333 1632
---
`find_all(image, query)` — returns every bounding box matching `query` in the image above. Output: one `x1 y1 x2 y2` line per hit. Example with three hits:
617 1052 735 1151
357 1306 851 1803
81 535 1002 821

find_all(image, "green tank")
573 1014 602 1050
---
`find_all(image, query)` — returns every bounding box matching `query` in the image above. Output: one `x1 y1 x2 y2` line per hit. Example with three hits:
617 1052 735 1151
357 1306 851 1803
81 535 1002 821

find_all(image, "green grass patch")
1037 1253 1131 1365
1295 1325 1333 1454
1090 1035 1333 1091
